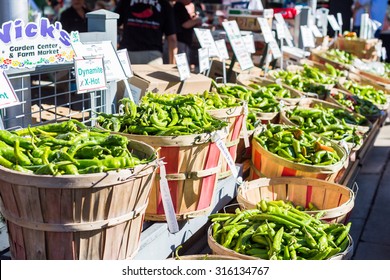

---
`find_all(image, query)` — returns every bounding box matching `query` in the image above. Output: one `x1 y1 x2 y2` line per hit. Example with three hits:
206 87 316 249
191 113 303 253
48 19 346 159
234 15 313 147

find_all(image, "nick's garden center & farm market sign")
0 18 75 69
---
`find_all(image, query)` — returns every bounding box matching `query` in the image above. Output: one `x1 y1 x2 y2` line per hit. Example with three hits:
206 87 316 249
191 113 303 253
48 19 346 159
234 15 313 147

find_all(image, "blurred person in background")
174 0 202 71
352 0 371 35
60 0 90 33
115 0 177 65
370 0 388 37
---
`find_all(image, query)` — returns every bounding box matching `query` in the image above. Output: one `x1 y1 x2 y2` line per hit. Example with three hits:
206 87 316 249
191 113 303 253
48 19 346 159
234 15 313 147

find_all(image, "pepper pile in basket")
96 94 228 136
209 200 351 260
0 120 153 175
254 124 342 165
342 80 388 106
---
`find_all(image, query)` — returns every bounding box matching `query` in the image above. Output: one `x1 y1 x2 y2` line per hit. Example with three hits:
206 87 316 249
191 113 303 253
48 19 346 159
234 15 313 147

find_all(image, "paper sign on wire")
0 70 20 110
175 53 191 81
212 132 239 179
194 28 219 58
158 160 180 234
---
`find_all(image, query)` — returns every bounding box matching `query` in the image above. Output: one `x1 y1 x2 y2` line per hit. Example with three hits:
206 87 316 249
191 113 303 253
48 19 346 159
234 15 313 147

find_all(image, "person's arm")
167 34 178 64
181 16 202 29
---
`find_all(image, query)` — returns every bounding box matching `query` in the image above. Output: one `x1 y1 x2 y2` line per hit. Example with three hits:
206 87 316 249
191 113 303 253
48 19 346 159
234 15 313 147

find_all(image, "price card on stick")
198 47 210 73
222 21 254 71
116 49 135 102
194 28 219 58
268 41 282 59
327 14 341 31
257 17 275 43
276 23 286 39
300 25 316 48
242 34 256 54
310 24 323 38
74 57 107 94
175 53 191 81
215 39 230 60
72 41 127 82
0 71 20 110
337 13 343 30
212 132 240 180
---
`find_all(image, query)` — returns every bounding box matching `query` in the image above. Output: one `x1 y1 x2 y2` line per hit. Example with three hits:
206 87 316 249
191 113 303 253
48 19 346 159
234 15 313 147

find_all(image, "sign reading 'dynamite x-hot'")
74 57 107 94
0 71 20 109
0 18 75 69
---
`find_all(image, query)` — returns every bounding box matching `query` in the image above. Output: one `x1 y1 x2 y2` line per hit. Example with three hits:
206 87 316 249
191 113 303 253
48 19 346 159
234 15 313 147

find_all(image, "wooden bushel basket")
207 225 353 260
123 129 227 221
237 177 357 224
249 131 348 183
0 139 158 260
208 105 245 179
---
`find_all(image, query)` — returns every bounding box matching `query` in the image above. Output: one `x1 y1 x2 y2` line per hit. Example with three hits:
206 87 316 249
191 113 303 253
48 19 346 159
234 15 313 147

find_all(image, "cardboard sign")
242 34 256 54
74 57 107 94
194 28 219 58
72 41 127 82
116 49 133 78
175 53 191 81
215 39 230 60
0 71 20 109
222 21 254 71
327 14 341 31
0 18 75 69
198 47 210 73
300 25 315 48
257 17 275 43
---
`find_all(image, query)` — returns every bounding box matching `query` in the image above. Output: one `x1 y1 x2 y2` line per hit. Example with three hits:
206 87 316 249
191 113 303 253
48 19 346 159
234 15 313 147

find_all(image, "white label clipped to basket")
212 132 239 179
242 101 250 148
158 160 179 234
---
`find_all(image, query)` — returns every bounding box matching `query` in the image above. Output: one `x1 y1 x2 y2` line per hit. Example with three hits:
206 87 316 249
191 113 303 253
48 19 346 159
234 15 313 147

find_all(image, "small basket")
237 177 357 224
207 224 353 260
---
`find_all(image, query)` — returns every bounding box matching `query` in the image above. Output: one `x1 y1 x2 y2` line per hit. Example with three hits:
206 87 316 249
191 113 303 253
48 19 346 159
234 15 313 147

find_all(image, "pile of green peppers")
342 80 388 106
330 91 382 118
284 104 366 146
209 200 351 260
97 93 228 136
254 124 342 166
246 83 292 99
0 120 152 175
269 67 332 97
324 49 356 65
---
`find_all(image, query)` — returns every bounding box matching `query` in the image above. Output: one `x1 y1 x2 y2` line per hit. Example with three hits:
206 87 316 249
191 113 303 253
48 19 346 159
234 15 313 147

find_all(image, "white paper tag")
242 102 250 148
242 34 256 54
310 24 323 38
263 9 274 19
0 70 20 109
175 53 191 81
276 23 286 39
300 25 316 48
212 132 239 179
274 13 285 25
74 57 107 94
194 28 219 58
158 161 180 234
215 39 230 60
337 13 343 27
382 47 387 61
258 17 275 44
328 14 341 31
117 48 133 78
198 47 210 73
269 41 282 59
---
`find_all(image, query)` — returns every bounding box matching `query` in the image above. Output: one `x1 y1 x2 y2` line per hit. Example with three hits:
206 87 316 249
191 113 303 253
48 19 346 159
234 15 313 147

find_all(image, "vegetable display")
283 104 366 146
342 80 388 106
329 90 382 119
323 49 356 65
96 94 228 136
209 200 351 260
0 120 153 175
254 124 343 166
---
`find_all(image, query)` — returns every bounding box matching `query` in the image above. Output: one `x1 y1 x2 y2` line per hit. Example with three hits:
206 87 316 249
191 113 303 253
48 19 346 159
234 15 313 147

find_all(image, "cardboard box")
118 65 212 102
208 59 264 83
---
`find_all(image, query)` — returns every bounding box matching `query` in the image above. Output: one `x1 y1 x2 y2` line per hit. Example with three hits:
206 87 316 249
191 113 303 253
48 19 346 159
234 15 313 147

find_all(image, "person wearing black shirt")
60 0 90 33
115 0 178 64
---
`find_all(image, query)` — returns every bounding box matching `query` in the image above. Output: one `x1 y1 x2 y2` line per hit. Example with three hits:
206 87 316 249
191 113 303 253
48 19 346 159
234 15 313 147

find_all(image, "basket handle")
351 181 359 198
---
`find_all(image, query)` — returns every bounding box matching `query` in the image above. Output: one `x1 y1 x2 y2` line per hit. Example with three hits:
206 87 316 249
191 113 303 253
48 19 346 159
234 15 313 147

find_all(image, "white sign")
72 41 127 82
116 49 133 78
257 17 275 43
74 57 107 94
175 53 191 81
222 21 254 71
268 41 282 59
337 13 343 27
327 14 341 31
300 25 315 48
263 9 274 19
274 13 285 24
194 28 219 58
276 23 286 39
215 39 230 60
0 71 20 109
310 24 323 38
198 47 210 73
242 34 256 54
0 18 75 69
